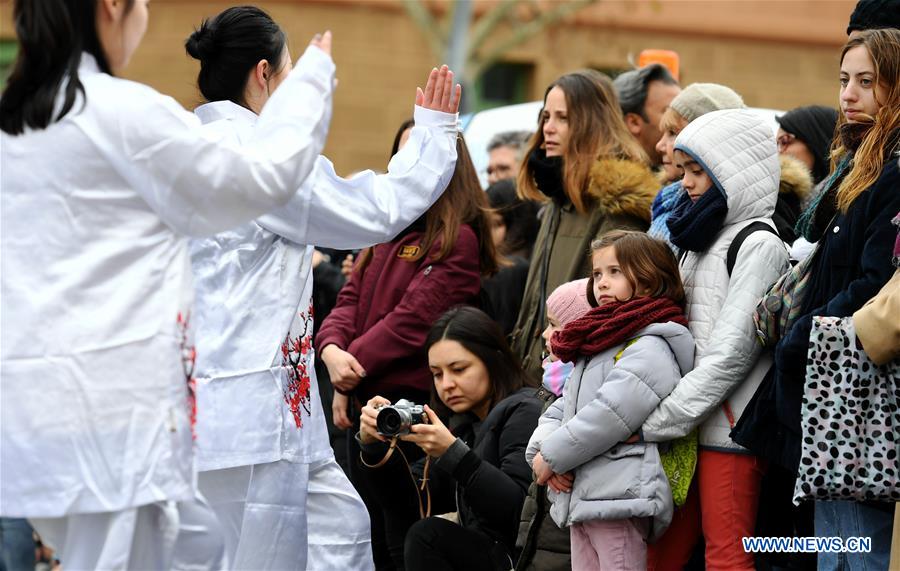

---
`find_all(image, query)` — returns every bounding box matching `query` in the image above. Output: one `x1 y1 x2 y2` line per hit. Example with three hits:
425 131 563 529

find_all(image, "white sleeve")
93 45 335 237
256 105 458 249
641 234 789 441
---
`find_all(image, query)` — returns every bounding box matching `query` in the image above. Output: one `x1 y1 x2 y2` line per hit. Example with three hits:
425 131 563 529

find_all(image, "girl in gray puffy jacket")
526 231 694 570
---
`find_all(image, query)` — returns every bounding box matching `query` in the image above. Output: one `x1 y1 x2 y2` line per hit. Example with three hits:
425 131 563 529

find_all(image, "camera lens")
376 408 404 436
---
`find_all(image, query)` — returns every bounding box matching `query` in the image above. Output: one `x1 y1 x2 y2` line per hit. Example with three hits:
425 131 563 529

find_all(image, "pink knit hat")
546 278 592 327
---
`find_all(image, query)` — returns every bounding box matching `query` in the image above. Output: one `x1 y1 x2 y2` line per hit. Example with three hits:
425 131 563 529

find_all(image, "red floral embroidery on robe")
281 303 313 428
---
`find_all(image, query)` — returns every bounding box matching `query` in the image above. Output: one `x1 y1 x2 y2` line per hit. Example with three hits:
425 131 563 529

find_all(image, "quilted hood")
674 109 780 225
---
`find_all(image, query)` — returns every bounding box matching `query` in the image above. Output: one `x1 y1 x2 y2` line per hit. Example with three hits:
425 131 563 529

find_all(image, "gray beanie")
669 83 746 123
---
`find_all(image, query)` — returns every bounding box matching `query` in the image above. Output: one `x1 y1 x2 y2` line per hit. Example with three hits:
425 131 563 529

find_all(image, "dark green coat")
510 157 658 385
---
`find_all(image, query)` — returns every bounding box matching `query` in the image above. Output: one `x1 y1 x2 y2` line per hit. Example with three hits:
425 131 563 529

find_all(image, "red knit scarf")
550 296 687 363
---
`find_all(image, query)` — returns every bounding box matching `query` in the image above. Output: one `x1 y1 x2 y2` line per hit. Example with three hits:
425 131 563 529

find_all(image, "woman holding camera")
316 129 498 569
358 306 542 571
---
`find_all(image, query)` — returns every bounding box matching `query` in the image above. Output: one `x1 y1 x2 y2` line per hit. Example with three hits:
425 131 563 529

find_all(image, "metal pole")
446 0 473 113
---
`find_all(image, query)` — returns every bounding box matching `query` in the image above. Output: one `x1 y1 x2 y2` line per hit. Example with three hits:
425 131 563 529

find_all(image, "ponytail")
0 0 128 135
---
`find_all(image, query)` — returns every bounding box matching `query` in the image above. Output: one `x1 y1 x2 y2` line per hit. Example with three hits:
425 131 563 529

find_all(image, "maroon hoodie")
316 224 482 401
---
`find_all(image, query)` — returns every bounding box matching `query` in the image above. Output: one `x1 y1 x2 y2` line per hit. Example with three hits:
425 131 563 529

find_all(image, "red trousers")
648 449 765 571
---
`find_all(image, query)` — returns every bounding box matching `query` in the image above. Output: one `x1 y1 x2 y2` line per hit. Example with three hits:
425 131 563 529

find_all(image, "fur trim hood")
778 154 814 200
586 157 658 224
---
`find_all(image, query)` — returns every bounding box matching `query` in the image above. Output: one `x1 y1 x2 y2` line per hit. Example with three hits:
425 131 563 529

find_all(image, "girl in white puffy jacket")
527 231 694 570
641 108 790 571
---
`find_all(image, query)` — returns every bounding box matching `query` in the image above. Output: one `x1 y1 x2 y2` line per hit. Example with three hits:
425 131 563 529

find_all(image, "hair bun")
185 22 216 61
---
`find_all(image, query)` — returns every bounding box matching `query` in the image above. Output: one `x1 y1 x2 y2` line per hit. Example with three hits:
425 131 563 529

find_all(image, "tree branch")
468 0 597 80
467 0 518 58
401 0 446 61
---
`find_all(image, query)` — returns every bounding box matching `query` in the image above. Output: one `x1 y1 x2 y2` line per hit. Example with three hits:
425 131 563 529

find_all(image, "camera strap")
359 436 432 519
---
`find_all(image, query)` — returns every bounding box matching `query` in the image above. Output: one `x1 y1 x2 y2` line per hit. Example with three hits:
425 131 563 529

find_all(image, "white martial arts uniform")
0 44 335 569
190 99 458 570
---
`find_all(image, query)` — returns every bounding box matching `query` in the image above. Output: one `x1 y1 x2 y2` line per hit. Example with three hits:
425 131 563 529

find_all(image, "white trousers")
29 496 226 571
198 457 372 571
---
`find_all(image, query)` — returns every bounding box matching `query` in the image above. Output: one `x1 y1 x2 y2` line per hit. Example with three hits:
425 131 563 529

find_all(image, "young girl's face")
592 247 635 304
674 149 713 203
541 310 561 360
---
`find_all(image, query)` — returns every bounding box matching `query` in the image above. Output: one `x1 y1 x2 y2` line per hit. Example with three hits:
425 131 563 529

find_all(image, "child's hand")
532 452 553 485
547 471 574 494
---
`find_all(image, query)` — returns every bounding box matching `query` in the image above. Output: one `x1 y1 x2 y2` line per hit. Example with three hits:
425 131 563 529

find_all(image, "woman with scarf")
735 29 900 570
639 108 790 570
509 70 657 386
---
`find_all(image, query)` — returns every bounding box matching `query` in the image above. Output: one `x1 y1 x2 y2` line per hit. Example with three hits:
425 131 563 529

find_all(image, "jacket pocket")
575 445 646 501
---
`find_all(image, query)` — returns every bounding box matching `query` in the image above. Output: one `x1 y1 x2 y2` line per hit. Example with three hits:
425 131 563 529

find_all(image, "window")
0 40 18 89
472 61 534 112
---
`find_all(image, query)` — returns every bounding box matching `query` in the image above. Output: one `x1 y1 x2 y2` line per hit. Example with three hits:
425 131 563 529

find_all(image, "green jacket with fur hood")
510 157 658 384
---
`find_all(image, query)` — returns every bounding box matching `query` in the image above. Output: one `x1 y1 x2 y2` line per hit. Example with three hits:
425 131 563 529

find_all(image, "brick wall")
0 0 855 175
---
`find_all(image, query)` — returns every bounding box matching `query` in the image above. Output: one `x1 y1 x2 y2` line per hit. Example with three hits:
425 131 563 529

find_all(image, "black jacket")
734 156 900 472
482 256 530 337
361 388 541 554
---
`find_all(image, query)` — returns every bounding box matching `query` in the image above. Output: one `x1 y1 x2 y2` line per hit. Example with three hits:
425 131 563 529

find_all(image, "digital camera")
376 399 427 437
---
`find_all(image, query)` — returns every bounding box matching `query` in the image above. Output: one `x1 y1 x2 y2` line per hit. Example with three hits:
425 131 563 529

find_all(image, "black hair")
389 117 415 159
0 0 133 135
185 6 287 106
425 306 525 419
486 179 540 259
612 63 678 120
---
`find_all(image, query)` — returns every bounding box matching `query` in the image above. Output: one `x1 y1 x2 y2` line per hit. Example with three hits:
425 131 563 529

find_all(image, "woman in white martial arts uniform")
183 7 462 570
0 0 337 568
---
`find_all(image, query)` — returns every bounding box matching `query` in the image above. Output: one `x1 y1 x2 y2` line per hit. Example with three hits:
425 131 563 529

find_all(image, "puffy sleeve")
541 336 682 474
83 45 335 237
853 269 900 366
642 234 788 441
257 106 459 249
525 394 564 465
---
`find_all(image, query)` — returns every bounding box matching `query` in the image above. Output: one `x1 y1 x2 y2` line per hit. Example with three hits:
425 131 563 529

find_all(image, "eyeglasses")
777 133 797 152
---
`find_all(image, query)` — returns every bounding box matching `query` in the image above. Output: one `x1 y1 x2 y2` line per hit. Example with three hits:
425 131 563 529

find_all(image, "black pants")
405 517 510 571
347 388 430 571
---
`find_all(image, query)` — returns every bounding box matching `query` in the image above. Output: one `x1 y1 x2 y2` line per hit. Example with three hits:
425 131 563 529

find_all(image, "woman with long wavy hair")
511 69 658 570
510 70 657 384
735 28 900 570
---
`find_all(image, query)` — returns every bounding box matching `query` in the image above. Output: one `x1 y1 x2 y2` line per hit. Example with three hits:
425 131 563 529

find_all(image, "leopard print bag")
793 315 900 504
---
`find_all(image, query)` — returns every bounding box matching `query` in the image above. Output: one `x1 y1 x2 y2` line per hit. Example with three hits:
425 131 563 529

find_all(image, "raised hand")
415 65 462 115
309 30 332 56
